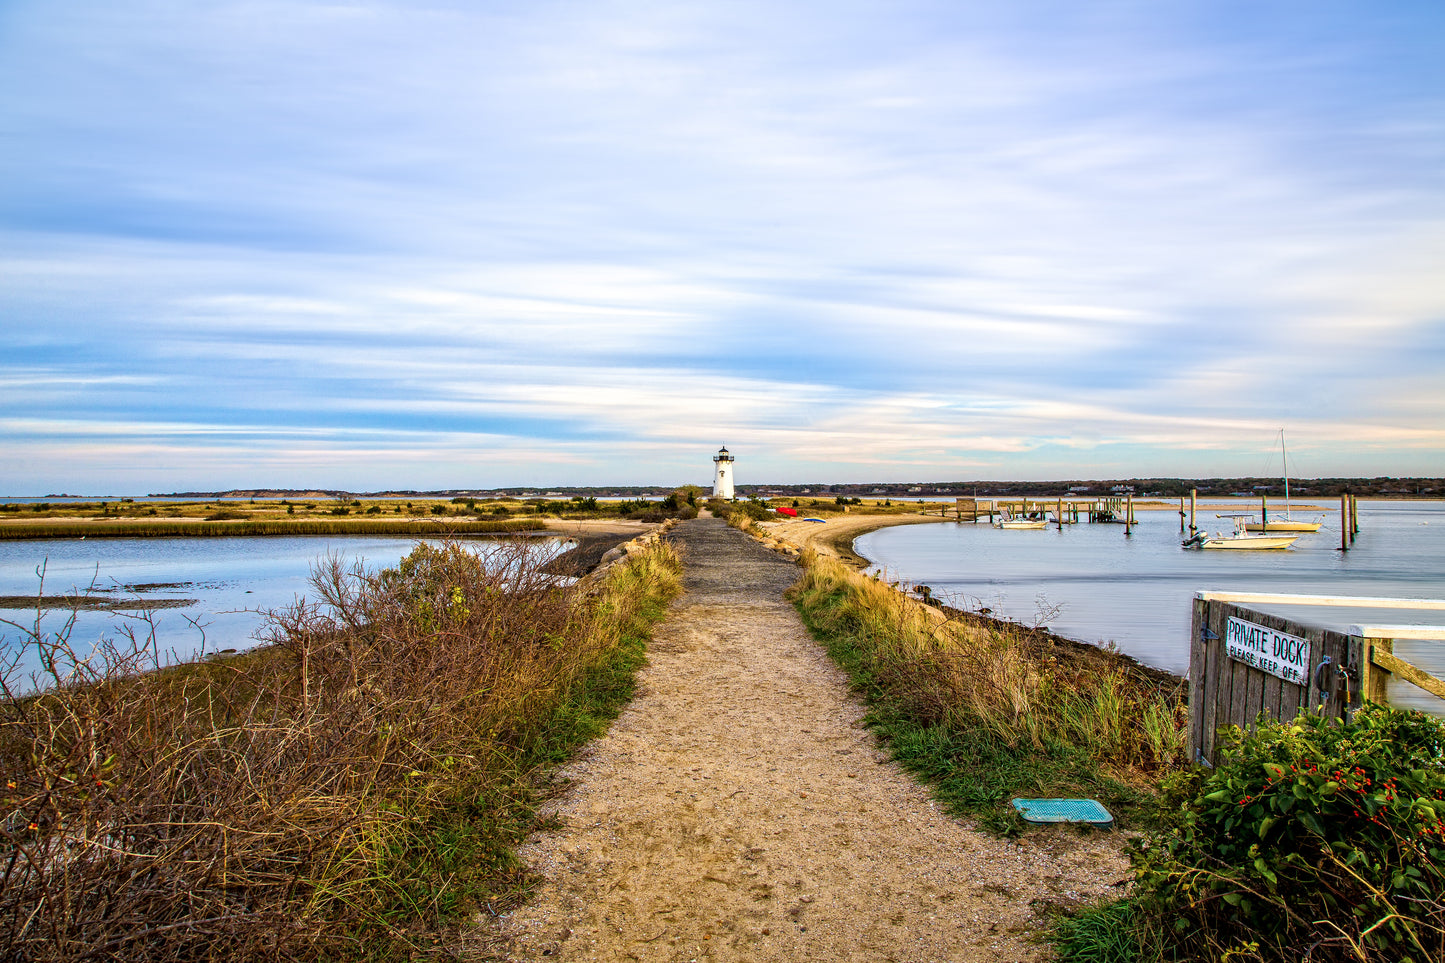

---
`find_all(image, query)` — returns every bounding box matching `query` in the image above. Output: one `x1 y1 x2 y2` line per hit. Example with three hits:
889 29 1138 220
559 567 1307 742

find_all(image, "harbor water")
0 535 567 684
855 500 1445 712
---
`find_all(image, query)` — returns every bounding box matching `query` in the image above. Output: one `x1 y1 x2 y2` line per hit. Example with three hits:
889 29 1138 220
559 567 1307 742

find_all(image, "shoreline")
537 518 663 575
757 511 952 567
761 511 1187 690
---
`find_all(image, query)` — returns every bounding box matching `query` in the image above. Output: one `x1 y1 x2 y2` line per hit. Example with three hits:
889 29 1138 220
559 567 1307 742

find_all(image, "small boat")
995 509 1048 530
1244 517 1322 533
802 517 827 523
1245 429 1323 533
1183 515 1300 550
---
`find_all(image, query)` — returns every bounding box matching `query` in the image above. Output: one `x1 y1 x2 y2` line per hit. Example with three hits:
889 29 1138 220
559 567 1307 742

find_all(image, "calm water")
856 500 1445 711
0 535 567 683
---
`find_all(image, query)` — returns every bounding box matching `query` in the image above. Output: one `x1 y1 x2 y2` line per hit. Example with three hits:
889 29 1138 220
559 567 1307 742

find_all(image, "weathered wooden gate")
1189 591 1445 765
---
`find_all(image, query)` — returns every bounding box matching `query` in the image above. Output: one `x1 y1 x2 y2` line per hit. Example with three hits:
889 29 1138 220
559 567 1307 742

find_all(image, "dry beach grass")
0 537 682 960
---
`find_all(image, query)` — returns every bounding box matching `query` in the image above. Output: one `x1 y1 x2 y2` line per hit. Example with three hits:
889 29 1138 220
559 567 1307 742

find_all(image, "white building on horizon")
712 446 735 500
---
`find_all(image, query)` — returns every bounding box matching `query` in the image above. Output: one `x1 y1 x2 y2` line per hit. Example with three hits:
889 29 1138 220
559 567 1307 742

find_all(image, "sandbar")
757 512 950 568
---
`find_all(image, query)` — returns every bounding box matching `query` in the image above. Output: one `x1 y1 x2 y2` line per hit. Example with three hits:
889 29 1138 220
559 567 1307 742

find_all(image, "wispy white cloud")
1 0 1442 490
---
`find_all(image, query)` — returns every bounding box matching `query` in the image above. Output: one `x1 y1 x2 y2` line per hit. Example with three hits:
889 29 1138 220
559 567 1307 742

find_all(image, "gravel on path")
479 517 1127 962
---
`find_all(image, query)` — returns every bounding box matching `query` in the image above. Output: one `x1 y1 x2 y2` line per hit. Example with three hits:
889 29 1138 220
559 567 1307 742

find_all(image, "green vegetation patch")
1057 706 1445 963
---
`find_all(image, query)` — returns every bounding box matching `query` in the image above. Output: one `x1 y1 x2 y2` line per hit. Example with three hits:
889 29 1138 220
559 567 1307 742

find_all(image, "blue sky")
2 1 1443 492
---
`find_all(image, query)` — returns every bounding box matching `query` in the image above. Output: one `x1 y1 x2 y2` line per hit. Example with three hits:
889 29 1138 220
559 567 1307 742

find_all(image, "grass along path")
482 517 1127 962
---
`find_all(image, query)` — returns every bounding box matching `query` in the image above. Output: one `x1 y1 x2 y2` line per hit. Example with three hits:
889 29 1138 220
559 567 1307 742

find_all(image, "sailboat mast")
1281 429 1291 514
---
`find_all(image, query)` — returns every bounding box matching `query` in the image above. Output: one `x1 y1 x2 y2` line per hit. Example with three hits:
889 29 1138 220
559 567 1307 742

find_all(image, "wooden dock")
954 494 1138 528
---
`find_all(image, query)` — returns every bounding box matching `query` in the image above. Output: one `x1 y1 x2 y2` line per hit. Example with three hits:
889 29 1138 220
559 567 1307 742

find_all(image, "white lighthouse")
712 446 735 500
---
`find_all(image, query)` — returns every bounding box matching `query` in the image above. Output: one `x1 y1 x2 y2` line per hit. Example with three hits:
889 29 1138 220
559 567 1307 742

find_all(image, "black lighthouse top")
714 446 733 462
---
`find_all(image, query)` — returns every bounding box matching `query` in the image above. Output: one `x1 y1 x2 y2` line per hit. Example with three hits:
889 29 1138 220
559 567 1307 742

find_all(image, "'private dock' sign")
1224 616 1311 685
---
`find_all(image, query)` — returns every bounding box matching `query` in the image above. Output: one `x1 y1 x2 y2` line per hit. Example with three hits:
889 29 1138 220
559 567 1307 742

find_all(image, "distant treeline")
126 478 1443 503
742 477 1444 499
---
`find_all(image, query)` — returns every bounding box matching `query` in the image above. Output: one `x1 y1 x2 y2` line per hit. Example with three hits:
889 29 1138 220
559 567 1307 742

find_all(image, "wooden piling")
1340 495 1348 551
1261 493 1268 528
1125 493 1134 535
1190 488 1197 538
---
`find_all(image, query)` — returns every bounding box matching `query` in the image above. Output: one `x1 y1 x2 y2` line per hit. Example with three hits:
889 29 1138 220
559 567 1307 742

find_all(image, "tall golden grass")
0 538 680 960
789 550 1187 775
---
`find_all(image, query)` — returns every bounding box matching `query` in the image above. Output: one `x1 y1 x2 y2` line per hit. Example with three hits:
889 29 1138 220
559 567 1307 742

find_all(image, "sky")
2 1 1443 493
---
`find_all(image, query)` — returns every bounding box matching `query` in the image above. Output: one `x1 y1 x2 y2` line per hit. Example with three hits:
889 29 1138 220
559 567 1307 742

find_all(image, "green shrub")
1113 706 1445 963
710 499 772 524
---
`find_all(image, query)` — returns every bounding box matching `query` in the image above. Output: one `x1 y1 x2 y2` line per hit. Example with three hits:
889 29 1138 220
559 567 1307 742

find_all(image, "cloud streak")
1 1 1442 491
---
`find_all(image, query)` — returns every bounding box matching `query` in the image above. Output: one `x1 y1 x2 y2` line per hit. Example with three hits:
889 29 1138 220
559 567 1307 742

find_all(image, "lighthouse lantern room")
712 446 735 500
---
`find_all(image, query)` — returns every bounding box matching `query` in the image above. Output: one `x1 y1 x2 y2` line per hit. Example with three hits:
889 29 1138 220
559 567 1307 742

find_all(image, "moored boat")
1245 429 1324 533
1184 515 1301 550
995 509 1049 530
1244 517 1322 533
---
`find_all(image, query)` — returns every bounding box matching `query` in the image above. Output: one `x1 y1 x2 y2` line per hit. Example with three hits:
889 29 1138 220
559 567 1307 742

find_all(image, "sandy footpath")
475 518 1126 962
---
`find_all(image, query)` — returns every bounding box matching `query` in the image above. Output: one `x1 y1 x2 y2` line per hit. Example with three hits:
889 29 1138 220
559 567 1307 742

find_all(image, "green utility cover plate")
1010 797 1114 827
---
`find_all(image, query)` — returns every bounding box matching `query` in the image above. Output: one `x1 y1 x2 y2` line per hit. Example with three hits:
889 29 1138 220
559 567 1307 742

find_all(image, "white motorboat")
1184 515 1300 550
995 509 1048 530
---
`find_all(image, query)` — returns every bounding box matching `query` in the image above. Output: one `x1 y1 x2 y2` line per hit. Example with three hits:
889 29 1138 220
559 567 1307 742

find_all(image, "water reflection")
0 535 568 682
855 500 1445 685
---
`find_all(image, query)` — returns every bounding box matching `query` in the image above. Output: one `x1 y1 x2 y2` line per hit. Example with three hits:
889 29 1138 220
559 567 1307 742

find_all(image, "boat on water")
1246 429 1324 533
1246 515 1321 533
995 509 1049 530
1183 515 1301 550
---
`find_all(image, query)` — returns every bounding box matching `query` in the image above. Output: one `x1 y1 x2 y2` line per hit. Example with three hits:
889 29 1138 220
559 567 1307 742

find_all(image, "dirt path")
482 518 1126 962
